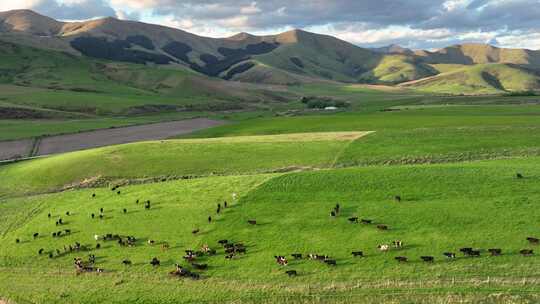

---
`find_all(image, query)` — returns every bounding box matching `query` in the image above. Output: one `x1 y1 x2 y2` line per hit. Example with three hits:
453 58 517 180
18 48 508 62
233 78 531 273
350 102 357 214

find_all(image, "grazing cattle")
361 219 372 224
55 221 59 226
516 173 524 179
526 237 539 245
33 233 39 239
117 191 121 195
100 208 104 213
136 199 139 204
330 211 336 217
57 231 62 237
274 256 288 266
150 257 160 266
351 251 364 257
488 248 502 256
235 247 247 254
15 238 20 244
92 193 96 198
91 213 95 219
248 220 257 225
208 216 212 223
218 240 228 245
89 254 96 264
192 229 200 235
459 248 473 254
96 243 101 249
395 256 408 263
285 270 297 277
520 249 534 256
48 213 51 218
123 209 127 214
443 252 456 259
66 211 70 216
94 234 100 241
377 224 388 231
49 253 54 258
335 203 340 213
64 229 71 234
224 201 228 208
291 253 303 259
394 195 402 202
232 193 238 200
148 240 155 246
420 256 434 262
324 259 337 266
392 240 403 248
225 253 235 260
468 250 481 257
52 232 57 237
348 217 359 223
122 260 132 266
99 214 104 220
38 248 44 255
161 243 170 251
377 244 390 252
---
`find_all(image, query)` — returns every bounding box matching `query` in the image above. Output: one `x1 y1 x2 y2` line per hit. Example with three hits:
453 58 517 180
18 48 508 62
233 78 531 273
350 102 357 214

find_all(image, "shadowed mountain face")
1 9 540 90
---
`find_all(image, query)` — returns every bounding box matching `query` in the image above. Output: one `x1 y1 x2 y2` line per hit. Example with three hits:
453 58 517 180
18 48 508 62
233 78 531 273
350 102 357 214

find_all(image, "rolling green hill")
400 63 540 94
1 156 539 303
2 10 540 92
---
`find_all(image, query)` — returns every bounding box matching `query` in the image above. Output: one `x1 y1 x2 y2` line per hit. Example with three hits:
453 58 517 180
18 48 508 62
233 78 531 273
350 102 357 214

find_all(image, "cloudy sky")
2 0 540 50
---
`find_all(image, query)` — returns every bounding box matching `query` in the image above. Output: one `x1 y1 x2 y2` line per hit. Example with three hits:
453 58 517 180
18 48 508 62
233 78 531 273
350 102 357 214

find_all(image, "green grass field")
2 44 540 302
1 157 539 303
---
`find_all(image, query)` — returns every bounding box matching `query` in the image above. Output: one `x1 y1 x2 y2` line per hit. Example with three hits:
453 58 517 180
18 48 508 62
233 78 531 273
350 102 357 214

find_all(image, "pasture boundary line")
330 131 375 168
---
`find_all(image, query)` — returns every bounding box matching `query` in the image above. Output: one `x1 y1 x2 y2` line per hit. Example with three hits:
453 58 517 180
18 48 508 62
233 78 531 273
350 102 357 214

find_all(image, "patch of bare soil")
35 118 225 156
0 139 33 160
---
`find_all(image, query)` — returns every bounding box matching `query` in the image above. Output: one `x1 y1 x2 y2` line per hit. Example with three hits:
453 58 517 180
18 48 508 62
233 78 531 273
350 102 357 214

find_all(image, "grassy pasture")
0 132 369 198
0 157 539 303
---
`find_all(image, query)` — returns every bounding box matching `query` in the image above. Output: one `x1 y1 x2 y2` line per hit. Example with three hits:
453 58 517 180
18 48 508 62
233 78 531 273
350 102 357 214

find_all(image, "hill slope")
2 10 540 91
400 63 540 94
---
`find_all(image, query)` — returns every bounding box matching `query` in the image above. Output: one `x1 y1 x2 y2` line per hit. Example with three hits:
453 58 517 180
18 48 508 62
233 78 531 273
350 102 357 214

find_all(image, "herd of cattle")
12 175 539 279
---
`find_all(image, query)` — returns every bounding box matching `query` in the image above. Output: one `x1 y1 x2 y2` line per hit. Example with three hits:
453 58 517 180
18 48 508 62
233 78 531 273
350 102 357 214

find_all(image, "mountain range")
1 9 540 94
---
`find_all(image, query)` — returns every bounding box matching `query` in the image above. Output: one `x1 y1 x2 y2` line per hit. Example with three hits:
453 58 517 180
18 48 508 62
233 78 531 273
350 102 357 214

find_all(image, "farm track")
0 118 226 160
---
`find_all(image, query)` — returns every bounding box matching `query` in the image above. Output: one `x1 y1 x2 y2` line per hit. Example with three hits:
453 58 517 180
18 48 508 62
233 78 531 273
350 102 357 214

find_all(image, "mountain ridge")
1 9 540 92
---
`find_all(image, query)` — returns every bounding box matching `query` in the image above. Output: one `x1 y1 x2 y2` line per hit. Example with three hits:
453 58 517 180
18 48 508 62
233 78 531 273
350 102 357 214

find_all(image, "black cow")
420 256 434 262
122 259 132 266
395 256 408 263
443 252 456 259
394 195 402 202
526 237 539 244
324 259 337 266
520 249 534 256
150 257 160 266
348 217 359 223
291 253 303 259
208 216 212 223
377 224 388 230
218 239 228 245
351 251 364 257
488 248 502 256
248 220 257 225
33 233 39 239
286 270 297 277
516 173 524 179
38 248 44 255
360 219 372 224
